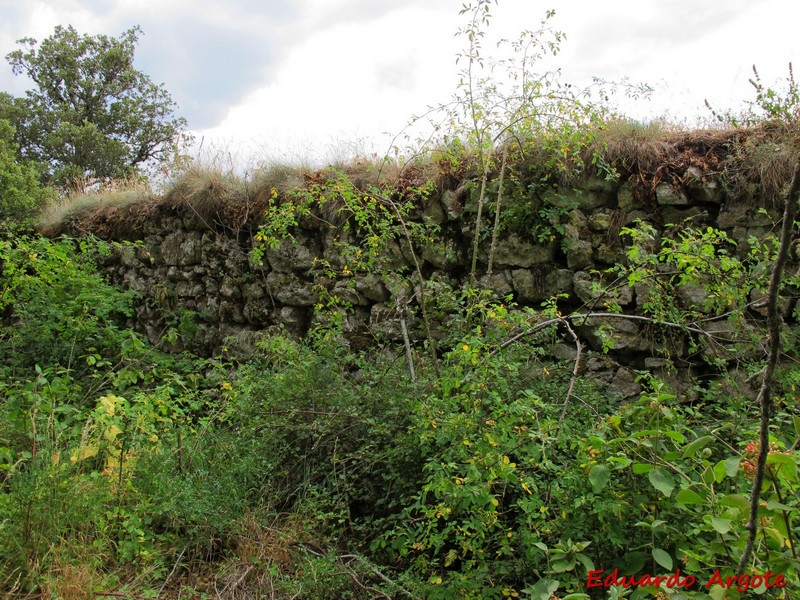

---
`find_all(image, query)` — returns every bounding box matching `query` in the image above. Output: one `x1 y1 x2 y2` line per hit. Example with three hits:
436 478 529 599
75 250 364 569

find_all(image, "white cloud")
195 2 459 163
2 0 799 164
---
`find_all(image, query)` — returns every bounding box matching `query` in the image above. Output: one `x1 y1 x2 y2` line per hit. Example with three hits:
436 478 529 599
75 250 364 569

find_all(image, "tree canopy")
2 25 188 188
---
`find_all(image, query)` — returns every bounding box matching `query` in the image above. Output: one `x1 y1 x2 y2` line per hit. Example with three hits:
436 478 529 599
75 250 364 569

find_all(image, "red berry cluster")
741 440 785 479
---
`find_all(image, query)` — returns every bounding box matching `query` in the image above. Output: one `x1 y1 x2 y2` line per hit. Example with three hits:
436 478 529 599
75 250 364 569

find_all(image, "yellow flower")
462 344 470 352
221 382 233 391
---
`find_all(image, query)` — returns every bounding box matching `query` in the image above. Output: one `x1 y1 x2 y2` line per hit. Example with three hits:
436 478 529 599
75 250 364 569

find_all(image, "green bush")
0 119 53 228
0 235 136 374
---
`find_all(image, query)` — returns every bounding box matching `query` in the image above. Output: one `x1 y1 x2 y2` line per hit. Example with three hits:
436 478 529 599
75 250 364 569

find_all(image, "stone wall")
93 167 789 398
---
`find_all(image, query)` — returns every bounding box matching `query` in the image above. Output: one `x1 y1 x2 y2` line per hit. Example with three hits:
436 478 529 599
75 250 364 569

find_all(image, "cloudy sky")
1 0 798 166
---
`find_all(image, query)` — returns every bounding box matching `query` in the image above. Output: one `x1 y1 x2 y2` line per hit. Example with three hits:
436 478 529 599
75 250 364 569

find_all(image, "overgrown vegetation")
2 3 800 599
1 216 799 597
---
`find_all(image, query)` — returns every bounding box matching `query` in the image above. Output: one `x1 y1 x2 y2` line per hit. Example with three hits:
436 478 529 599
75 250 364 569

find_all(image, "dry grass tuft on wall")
36 121 800 238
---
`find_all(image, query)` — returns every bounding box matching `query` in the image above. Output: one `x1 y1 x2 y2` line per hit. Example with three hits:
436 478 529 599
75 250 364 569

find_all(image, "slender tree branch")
736 156 800 576
487 144 508 276
495 310 719 354
556 318 582 432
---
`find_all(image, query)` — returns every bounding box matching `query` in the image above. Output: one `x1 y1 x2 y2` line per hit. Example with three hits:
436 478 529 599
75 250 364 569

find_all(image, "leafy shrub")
0 119 53 228
0 235 136 374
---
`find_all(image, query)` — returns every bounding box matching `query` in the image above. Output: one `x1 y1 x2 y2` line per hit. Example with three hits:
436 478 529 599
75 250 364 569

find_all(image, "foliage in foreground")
0 119 53 228
0 225 798 599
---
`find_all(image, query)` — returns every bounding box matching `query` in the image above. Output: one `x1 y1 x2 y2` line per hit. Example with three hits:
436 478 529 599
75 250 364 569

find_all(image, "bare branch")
736 155 800 576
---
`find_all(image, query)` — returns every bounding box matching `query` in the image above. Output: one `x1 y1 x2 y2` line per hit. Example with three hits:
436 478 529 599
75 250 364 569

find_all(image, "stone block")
655 183 689 206
267 271 318 306
490 233 556 268
477 270 513 296
573 271 634 306
512 268 573 303
267 232 322 272
422 235 464 270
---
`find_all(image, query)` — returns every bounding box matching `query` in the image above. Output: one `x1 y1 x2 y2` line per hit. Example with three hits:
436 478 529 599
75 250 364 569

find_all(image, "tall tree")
3 25 188 188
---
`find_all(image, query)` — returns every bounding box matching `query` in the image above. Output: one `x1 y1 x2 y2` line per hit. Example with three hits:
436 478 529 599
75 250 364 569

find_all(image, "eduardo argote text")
587 568 787 593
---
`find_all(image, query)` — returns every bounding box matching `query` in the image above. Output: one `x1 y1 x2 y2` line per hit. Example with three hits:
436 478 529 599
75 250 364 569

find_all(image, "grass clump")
38 183 153 237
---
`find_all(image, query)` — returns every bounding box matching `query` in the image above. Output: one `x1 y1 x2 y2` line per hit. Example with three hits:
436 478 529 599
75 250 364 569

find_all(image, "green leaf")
767 452 797 479
724 457 740 478
719 493 750 512
712 460 727 483
620 551 647 574
663 430 685 443
576 553 595 572
682 435 714 458
765 498 795 512
710 516 732 534
588 464 611 493
765 527 786 546
587 436 606 448
632 463 652 474
550 558 576 573
701 466 716 485
562 595 590 600
652 547 673 570
708 585 727 600
648 468 675 497
524 578 559 600
675 488 706 505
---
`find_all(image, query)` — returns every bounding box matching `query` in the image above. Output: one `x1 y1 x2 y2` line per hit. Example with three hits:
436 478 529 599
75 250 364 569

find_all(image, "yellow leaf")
98 395 116 415
444 550 457 567
98 394 125 415
104 424 123 442
78 445 98 461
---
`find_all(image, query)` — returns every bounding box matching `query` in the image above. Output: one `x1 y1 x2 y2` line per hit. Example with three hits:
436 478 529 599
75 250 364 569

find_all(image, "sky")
1 0 798 167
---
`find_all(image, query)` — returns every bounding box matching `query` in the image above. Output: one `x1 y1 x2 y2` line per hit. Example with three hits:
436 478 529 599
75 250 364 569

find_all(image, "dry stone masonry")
90 167 790 400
